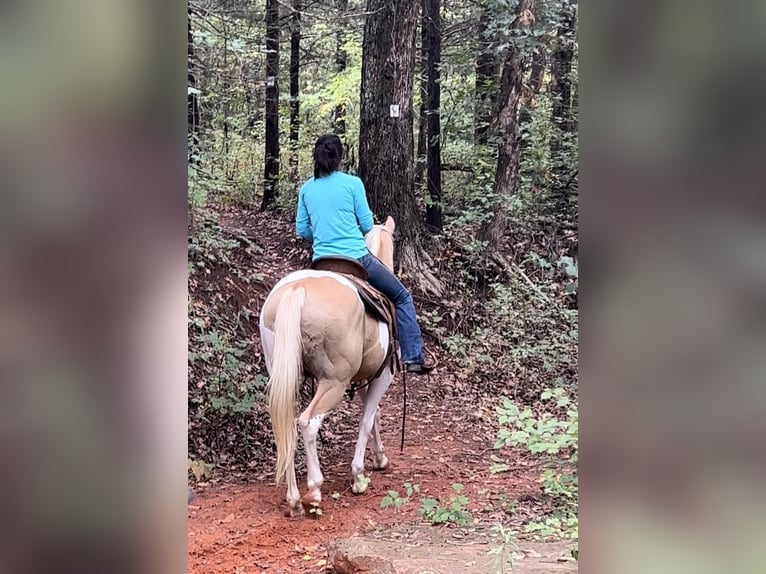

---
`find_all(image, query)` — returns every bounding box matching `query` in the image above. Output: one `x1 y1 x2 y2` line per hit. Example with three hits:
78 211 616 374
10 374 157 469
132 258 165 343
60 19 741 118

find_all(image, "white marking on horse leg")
299 413 325 503
284 455 303 517
355 386 388 471
352 368 394 493
370 407 388 470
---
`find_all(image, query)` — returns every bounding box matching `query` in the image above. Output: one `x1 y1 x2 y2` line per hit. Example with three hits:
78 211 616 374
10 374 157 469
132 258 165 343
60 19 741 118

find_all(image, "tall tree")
415 14 428 191
188 6 200 164
423 0 443 232
519 44 546 129
333 0 349 136
359 0 437 288
261 0 280 211
474 3 498 145
550 0 577 190
288 0 302 182
550 0 577 138
480 0 536 248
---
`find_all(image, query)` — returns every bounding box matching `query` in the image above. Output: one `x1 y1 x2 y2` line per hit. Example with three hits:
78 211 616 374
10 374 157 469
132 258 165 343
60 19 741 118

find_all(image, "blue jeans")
358 254 424 364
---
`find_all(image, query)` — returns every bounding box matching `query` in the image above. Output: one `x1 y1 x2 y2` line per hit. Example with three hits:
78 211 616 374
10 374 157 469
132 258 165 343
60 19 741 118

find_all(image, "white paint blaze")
377 321 389 357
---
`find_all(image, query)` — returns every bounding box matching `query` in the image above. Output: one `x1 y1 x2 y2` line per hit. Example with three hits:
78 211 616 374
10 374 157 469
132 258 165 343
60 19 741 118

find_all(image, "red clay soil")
188 378 546 573
188 209 550 572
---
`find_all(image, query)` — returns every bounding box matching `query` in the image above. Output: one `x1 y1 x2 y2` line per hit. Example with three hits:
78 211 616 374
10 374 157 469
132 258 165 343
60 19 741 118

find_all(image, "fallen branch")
490 252 552 304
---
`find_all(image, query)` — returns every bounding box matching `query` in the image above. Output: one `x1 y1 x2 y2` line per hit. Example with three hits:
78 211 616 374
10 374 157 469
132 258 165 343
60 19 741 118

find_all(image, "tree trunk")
414 6 427 190
222 25 230 164
474 6 498 146
480 0 536 248
549 0 577 209
519 44 546 129
550 0 576 140
359 0 439 292
333 0 348 136
423 0 442 232
289 0 301 183
188 6 200 165
261 0 280 211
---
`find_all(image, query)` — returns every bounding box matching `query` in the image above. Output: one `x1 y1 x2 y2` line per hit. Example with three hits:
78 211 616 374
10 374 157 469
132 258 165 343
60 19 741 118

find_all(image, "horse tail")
268 286 306 486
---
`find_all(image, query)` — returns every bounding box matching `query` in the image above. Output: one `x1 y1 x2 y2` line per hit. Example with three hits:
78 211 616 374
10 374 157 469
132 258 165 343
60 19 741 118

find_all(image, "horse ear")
385 216 396 233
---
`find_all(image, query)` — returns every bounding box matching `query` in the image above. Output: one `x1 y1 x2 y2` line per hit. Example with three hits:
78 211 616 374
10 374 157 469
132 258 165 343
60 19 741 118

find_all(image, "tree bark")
480 0 536 248
423 0 442 232
415 5 427 190
222 21 230 163
474 6 498 146
550 0 576 140
188 6 200 165
359 0 439 291
519 44 546 129
261 0 280 211
288 0 302 183
549 0 577 208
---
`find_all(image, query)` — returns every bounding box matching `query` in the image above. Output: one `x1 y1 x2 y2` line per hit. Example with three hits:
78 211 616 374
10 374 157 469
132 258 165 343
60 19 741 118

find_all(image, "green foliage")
188 213 269 465
495 390 578 457
495 388 578 540
444 277 578 401
487 523 518 574
419 484 472 526
380 483 419 509
380 483 419 511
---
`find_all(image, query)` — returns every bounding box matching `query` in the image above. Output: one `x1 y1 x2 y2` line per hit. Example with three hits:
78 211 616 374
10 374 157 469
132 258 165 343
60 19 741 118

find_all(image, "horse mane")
365 225 385 256
365 223 394 271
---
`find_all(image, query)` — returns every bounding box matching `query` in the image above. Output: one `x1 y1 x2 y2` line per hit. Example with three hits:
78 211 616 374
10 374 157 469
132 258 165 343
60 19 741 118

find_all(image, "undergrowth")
496 387 578 542
188 211 271 472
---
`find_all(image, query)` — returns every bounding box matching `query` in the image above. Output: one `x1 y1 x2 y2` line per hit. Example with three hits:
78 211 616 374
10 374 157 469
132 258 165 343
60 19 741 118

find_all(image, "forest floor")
188 207 573 573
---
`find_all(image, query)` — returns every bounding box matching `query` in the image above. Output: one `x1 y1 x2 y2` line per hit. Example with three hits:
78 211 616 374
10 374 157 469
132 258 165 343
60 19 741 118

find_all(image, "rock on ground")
329 529 577 574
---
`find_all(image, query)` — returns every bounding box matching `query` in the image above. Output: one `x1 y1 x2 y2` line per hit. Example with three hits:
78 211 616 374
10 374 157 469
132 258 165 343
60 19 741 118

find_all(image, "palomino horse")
259 216 397 517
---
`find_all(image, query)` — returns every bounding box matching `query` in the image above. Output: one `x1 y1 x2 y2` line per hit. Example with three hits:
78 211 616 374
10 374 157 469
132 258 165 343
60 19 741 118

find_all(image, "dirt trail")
188 209 560 572
188 375 550 573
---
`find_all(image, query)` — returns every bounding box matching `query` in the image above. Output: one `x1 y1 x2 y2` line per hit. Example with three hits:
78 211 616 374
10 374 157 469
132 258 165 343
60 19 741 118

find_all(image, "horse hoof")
301 490 322 506
285 503 305 518
352 476 369 494
373 454 389 470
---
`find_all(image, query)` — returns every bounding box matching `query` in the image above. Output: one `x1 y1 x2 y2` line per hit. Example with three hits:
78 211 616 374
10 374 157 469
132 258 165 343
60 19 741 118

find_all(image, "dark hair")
313 134 343 179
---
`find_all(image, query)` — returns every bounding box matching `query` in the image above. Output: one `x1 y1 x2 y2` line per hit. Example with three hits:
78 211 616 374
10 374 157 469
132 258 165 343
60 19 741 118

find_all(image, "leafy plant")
419 483 472 526
495 389 578 540
188 458 213 482
380 483 419 510
487 523 518 574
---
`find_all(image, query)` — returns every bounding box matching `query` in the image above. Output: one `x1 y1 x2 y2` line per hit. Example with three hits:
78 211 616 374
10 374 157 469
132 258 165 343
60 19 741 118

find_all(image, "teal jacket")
296 171 375 260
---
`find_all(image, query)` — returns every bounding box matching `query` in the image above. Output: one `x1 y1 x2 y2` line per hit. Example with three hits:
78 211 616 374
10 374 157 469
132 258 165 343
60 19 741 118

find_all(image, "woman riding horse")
259 135 434 516
296 134 435 374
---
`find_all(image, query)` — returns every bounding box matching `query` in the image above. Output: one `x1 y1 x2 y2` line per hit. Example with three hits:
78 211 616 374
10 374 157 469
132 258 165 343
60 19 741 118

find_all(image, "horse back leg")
356 386 389 471
297 380 347 507
352 368 394 493
284 457 302 517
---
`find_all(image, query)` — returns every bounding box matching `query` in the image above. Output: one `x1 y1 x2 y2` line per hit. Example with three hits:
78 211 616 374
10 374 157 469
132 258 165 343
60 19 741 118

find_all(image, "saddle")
309 256 400 378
